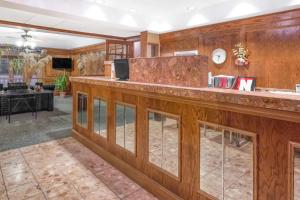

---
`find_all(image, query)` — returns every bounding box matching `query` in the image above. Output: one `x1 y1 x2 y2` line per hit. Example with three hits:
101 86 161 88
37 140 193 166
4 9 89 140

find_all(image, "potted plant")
55 74 68 97
9 58 25 75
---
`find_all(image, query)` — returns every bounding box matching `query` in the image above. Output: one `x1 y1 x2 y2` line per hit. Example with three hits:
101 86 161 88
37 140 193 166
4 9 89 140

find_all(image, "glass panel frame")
115 102 136 154
199 121 256 200
148 109 181 180
93 97 108 139
77 92 88 128
290 142 300 200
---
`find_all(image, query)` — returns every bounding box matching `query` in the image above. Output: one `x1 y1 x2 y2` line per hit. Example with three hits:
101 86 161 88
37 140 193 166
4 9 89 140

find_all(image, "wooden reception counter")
70 76 300 200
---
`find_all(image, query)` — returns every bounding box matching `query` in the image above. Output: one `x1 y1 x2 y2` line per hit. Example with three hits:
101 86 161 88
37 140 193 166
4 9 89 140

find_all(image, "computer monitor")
114 59 129 80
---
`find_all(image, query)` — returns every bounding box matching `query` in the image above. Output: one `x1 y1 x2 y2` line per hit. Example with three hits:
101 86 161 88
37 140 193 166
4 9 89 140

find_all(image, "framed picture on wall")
233 76 256 91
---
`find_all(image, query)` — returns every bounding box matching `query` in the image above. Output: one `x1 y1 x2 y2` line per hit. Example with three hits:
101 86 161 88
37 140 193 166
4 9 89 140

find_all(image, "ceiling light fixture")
186 6 195 12
16 30 36 50
187 14 209 27
289 0 300 6
227 3 258 18
120 15 138 27
147 21 172 33
129 8 136 13
84 5 107 21
94 0 105 5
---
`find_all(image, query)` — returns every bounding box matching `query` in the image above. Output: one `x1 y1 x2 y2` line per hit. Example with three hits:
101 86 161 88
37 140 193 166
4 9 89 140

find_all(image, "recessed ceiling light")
187 14 208 27
186 6 195 12
289 0 300 6
227 3 258 18
147 21 172 33
84 5 107 21
94 0 105 5
120 15 138 27
129 8 136 13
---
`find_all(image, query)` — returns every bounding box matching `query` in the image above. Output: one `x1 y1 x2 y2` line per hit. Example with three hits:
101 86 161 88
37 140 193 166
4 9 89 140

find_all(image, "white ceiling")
0 0 300 37
0 26 105 49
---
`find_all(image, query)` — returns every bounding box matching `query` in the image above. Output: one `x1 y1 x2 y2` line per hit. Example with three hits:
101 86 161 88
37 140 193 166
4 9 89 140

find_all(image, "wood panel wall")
159 9 300 90
36 43 106 84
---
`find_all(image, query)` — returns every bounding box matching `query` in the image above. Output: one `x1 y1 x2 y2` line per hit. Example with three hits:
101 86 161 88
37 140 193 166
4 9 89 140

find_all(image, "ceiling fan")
16 30 43 53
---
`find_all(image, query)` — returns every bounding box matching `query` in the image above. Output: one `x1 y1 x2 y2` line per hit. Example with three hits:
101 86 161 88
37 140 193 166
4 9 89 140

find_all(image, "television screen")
52 58 72 69
114 59 129 80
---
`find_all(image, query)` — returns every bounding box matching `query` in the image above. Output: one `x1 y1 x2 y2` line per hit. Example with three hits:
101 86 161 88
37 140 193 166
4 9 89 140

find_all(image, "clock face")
212 48 227 65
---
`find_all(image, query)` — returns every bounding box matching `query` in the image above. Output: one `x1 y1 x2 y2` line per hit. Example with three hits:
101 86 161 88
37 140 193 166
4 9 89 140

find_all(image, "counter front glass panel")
199 123 255 200
93 98 108 138
149 112 180 178
77 93 87 128
115 103 136 154
295 147 300 200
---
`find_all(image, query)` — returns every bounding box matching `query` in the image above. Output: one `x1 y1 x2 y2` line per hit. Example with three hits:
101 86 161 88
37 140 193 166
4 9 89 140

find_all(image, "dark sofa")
0 82 54 117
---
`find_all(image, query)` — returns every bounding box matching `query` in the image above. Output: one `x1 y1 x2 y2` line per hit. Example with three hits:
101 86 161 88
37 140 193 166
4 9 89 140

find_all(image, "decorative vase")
235 58 249 66
60 91 66 97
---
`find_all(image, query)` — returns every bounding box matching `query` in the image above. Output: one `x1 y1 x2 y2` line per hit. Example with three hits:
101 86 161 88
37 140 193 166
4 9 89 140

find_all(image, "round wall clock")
212 48 227 65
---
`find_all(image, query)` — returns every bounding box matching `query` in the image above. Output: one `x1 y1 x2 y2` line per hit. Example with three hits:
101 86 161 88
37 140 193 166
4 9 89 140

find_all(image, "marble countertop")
70 76 300 113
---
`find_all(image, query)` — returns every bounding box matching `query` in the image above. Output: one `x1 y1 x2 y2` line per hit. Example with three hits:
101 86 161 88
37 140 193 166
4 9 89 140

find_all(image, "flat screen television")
114 59 129 80
52 58 72 69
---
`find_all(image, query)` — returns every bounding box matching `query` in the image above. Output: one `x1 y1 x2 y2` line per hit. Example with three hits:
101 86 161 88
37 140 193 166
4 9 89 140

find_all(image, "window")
148 111 180 178
0 58 9 75
115 103 136 154
77 93 87 128
93 98 107 138
199 123 255 200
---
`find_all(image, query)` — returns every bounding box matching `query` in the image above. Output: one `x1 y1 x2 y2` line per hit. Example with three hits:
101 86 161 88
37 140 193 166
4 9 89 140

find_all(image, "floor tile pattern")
0 137 157 200
0 96 72 152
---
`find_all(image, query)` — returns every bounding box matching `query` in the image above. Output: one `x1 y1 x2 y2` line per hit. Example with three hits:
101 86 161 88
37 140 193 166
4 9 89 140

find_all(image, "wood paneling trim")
0 20 125 40
72 129 184 200
160 8 300 41
71 43 106 54
288 142 300 200
109 87 300 124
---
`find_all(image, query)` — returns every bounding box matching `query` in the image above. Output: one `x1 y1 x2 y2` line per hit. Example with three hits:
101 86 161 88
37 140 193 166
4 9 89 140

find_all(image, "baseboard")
72 129 183 200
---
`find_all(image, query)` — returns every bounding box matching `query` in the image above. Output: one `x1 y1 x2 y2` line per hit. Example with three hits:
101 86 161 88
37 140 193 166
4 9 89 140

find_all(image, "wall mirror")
199 123 255 200
115 103 136 154
77 93 87 128
148 111 180 178
93 98 107 138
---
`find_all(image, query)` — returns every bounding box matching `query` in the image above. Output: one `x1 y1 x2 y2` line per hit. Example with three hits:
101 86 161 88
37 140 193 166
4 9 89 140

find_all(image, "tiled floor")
0 137 158 200
0 96 72 152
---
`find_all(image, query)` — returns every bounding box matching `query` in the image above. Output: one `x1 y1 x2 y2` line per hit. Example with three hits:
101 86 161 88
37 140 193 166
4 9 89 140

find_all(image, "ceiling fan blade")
31 38 42 42
3 36 19 39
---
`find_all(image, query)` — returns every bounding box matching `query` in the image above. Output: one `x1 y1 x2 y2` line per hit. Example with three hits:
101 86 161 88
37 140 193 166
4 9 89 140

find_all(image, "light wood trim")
72 129 184 200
